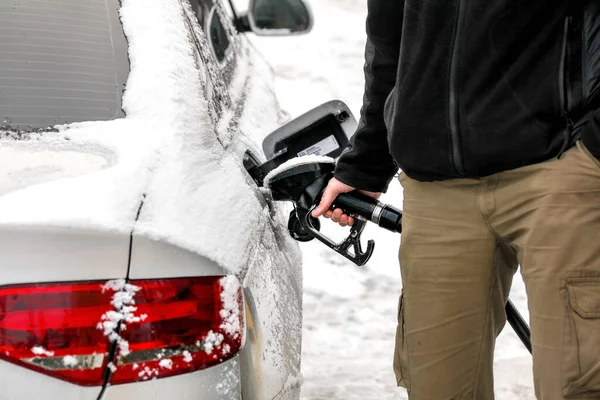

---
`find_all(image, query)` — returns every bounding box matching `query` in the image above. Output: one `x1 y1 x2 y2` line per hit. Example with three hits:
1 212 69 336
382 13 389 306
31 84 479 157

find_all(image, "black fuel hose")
506 301 532 353
333 192 402 233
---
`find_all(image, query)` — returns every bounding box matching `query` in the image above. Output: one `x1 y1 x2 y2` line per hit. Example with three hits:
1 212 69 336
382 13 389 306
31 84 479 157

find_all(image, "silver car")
0 0 313 398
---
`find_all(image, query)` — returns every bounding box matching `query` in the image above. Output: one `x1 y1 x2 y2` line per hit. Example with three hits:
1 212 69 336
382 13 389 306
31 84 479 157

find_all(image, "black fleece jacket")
335 0 600 190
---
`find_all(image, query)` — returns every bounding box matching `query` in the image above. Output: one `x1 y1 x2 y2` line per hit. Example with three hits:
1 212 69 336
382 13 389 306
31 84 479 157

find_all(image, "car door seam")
97 194 146 398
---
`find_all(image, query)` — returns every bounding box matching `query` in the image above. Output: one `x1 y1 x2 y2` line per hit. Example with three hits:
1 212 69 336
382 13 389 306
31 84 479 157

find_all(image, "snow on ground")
251 1 535 399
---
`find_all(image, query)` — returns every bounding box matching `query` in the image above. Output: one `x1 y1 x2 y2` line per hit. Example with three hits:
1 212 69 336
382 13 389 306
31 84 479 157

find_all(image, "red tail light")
0 276 244 386
108 276 244 384
0 282 113 386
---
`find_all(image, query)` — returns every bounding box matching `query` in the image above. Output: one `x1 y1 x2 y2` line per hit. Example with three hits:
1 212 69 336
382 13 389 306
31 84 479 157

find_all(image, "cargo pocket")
393 291 410 391
563 277 600 396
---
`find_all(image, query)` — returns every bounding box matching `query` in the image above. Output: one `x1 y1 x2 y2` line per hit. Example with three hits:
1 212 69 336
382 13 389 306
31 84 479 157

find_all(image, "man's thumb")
312 185 338 217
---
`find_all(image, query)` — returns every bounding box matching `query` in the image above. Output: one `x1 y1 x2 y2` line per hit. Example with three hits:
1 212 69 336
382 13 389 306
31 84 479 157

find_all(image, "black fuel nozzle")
266 161 402 234
263 159 403 266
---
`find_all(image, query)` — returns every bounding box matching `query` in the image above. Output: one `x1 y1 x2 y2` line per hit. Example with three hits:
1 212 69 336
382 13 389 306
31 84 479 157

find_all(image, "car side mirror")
245 100 357 186
244 0 313 36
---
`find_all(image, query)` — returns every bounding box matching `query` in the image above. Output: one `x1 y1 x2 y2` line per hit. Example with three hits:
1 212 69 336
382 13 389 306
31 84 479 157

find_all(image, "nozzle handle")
333 192 402 234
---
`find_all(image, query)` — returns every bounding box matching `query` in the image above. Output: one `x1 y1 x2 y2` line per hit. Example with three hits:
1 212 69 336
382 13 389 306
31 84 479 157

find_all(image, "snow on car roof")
0 0 271 274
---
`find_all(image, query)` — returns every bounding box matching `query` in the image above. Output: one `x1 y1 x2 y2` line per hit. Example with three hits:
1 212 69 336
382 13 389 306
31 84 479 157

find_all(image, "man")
312 1 600 399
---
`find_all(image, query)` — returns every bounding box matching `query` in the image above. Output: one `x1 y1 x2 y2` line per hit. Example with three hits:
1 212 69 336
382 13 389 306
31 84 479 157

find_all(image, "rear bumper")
99 356 241 400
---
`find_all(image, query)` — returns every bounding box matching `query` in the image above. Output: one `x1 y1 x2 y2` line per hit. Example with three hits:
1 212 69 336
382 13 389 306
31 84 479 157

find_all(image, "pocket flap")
567 280 600 318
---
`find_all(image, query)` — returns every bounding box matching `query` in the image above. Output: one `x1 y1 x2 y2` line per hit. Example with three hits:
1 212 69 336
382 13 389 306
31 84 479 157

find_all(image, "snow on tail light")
107 275 244 384
0 282 114 386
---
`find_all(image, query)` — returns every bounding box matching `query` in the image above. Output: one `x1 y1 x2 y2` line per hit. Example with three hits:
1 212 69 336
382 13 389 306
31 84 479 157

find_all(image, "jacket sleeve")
334 0 404 193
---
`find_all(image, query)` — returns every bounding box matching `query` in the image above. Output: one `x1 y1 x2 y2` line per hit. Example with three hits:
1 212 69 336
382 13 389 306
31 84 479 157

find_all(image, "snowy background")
251 1 536 399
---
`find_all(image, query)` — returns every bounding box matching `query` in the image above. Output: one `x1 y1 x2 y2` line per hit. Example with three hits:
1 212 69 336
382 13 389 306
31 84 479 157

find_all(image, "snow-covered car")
0 0 313 399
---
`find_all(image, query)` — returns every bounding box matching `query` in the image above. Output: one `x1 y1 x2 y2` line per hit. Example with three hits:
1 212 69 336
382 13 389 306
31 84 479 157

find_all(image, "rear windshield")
0 0 130 130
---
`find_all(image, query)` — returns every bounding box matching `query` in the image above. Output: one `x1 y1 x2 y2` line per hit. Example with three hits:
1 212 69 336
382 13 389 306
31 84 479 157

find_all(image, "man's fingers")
331 208 344 223
317 203 354 227
339 214 349 226
309 178 360 225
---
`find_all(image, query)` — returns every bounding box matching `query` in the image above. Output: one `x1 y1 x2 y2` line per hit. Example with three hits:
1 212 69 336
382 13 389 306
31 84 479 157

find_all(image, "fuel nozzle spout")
265 159 334 206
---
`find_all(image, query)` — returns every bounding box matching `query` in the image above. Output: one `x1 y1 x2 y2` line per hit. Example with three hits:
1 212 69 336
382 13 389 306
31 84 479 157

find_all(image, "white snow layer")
200 277 242 357
107 362 117 373
62 355 78 367
0 0 273 274
158 359 173 370
98 279 145 356
263 155 334 189
202 330 225 355
182 351 193 363
219 276 242 339
31 346 54 357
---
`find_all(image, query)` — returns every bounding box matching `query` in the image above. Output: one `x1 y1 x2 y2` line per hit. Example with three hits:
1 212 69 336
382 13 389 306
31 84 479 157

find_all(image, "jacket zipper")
557 16 574 158
449 0 467 176
581 18 588 101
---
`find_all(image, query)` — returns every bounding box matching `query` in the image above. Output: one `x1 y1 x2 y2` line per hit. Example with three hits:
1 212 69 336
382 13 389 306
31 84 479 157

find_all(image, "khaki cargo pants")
394 141 600 399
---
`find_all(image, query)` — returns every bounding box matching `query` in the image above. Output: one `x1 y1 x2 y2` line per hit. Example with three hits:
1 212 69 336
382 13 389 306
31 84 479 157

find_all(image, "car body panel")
100 357 241 400
238 224 303 400
0 225 130 285
0 358 101 400
128 235 225 280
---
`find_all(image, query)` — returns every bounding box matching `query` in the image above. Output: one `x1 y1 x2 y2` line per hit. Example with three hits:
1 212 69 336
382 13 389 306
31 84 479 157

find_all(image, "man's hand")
311 177 382 227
